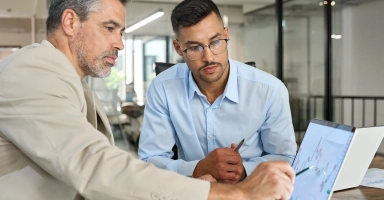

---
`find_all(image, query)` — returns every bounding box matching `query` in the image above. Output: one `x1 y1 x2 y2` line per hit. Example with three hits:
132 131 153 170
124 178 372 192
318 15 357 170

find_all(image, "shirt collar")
187 58 239 104
188 70 200 101
224 58 239 103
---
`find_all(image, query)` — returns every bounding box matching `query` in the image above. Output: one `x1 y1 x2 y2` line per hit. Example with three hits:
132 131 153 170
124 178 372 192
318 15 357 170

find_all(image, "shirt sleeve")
261 82 297 160
138 80 200 176
241 82 296 175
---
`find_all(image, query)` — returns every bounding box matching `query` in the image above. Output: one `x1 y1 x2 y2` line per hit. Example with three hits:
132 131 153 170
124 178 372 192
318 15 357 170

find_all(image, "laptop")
290 119 384 200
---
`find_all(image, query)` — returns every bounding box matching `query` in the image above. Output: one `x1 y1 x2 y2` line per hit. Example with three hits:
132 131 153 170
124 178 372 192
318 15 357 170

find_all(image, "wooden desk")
120 102 145 150
121 102 144 118
331 155 384 199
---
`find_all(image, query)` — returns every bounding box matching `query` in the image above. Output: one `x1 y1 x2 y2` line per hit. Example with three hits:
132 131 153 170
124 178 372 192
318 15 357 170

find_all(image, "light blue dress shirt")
138 58 297 177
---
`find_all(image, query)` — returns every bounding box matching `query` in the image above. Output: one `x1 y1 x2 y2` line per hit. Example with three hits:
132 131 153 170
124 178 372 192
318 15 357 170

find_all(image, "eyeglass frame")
175 38 230 61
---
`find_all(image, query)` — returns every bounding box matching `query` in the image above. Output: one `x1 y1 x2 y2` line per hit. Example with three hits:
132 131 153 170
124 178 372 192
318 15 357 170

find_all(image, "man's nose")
202 45 214 62
113 35 124 51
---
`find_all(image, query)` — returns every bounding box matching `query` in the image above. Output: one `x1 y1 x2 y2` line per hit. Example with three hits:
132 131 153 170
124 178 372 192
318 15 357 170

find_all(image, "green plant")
104 68 125 89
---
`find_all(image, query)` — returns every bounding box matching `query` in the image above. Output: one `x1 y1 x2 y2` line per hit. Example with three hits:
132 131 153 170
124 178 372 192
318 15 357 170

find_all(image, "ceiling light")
125 9 164 33
331 34 342 39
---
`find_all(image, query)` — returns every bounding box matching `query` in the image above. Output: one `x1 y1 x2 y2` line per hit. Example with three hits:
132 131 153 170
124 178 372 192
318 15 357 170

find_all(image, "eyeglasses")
177 39 229 61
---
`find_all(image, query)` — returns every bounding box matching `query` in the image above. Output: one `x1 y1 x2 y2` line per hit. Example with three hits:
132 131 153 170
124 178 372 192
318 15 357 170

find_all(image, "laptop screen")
290 119 355 200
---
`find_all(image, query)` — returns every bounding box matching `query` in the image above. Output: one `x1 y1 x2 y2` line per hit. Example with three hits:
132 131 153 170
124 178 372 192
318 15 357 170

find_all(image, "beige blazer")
0 40 210 200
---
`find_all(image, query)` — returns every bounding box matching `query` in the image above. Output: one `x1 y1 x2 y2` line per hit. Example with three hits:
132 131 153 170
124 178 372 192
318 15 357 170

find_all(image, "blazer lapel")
94 94 115 145
81 80 114 145
83 85 97 128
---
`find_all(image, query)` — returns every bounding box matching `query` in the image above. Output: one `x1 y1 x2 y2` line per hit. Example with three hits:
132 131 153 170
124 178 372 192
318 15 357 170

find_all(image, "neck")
47 33 85 79
195 61 230 104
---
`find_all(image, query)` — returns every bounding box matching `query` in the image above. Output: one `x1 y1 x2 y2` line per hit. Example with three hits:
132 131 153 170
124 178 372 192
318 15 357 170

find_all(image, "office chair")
154 62 175 75
244 61 256 68
94 89 131 150
155 61 256 74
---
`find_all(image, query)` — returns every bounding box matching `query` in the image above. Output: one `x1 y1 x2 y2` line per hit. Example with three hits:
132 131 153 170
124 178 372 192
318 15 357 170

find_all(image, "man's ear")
61 9 80 36
224 26 230 39
172 40 184 56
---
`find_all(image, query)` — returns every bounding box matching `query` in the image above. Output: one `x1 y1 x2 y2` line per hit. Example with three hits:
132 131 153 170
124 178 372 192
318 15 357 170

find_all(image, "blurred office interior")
1 0 384 154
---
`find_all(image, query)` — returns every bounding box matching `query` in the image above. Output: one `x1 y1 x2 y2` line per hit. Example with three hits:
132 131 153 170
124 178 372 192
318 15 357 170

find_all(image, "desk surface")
331 155 384 199
121 102 145 118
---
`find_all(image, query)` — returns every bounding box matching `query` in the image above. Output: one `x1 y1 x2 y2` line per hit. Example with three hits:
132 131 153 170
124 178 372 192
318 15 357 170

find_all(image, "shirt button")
209 135 213 138
208 108 212 112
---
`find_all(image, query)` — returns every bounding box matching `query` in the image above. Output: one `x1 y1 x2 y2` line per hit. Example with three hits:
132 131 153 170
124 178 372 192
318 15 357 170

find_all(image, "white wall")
341 1 384 97
339 0 384 153
0 32 46 47
243 17 276 75
227 24 245 62
339 1 384 125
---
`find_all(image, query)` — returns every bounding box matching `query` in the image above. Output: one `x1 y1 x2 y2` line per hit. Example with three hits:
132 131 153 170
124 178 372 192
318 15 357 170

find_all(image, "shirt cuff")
263 154 294 164
179 160 200 177
243 157 267 177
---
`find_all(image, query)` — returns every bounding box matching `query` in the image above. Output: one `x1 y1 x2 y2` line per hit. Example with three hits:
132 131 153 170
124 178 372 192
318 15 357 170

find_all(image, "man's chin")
199 74 222 83
89 70 111 78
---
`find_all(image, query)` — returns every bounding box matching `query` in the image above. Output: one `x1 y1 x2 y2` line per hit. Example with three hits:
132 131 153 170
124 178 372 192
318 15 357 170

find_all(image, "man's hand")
193 147 246 184
237 161 295 200
208 161 295 200
197 174 217 182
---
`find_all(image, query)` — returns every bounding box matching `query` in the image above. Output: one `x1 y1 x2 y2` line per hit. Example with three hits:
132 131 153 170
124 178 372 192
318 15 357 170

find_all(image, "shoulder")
1 41 78 79
0 41 83 104
231 59 283 90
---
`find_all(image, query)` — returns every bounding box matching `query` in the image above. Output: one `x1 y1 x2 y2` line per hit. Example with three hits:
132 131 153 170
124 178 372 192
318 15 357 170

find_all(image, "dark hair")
171 0 222 34
46 0 129 35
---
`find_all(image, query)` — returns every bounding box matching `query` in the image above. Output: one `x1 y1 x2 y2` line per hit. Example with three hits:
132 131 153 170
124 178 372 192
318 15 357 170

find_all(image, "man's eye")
189 46 201 51
211 40 221 47
107 27 114 32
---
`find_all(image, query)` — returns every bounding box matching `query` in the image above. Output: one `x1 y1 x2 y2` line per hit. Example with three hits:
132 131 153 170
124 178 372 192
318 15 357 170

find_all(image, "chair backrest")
154 62 174 75
154 61 256 75
244 61 256 68
94 89 121 117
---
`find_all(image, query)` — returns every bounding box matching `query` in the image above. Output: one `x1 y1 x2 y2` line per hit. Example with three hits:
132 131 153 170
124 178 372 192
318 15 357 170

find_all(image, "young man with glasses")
139 0 297 184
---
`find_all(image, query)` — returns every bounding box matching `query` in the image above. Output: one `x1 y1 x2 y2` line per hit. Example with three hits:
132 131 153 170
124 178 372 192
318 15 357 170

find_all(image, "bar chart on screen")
290 122 354 200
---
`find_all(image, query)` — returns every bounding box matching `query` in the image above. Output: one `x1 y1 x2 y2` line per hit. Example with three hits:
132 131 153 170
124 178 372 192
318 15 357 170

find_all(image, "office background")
1 0 383 153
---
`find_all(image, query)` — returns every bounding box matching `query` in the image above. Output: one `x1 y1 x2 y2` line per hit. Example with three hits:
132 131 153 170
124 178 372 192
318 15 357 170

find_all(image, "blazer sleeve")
0 47 210 200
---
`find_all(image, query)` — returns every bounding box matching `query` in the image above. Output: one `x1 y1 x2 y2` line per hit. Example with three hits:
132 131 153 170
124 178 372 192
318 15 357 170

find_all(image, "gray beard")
77 47 112 78
70 36 114 78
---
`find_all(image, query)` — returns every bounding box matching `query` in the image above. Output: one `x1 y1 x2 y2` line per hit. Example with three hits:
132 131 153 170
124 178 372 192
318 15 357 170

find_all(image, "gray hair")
46 0 129 35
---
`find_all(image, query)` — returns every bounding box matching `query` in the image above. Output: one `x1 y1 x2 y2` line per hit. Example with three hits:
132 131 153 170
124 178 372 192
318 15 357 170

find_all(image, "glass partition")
124 35 174 103
244 8 276 76
244 0 343 141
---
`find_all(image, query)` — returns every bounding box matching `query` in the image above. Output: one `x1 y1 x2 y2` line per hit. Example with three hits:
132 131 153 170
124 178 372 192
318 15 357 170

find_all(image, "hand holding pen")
233 138 245 152
193 138 246 183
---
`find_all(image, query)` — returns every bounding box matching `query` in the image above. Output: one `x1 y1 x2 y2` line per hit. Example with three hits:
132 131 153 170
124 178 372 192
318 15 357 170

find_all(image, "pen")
234 138 245 152
296 166 314 176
